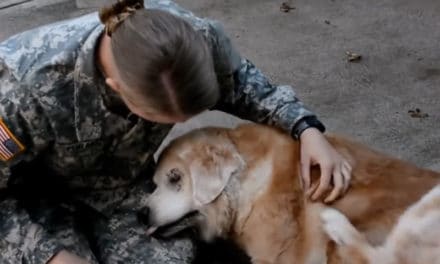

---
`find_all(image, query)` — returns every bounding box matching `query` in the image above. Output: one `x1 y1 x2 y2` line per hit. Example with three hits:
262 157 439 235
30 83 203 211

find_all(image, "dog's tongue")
147 212 199 238
146 226 158 236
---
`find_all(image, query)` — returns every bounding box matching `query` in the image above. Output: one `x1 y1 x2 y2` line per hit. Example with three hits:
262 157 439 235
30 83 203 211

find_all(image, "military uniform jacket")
0 0 316 190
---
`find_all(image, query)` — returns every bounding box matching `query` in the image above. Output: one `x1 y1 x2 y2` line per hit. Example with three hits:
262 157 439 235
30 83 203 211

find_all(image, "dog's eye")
167 168 182 184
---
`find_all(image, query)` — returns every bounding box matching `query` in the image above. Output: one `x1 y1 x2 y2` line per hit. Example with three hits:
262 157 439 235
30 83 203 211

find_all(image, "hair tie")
99 0 144 36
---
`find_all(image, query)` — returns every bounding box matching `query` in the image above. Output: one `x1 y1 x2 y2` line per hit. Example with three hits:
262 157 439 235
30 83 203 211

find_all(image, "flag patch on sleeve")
0 119 25 162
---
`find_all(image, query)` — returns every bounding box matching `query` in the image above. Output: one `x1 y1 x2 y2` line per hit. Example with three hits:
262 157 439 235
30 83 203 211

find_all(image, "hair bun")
99 0 144 36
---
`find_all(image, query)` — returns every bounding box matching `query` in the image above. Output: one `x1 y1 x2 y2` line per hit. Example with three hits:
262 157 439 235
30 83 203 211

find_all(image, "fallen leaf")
280 2 295 12
408 108 429 118
346 51 362 62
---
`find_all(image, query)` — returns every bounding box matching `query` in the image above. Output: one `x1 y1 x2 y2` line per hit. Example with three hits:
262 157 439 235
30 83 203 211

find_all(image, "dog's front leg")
301 203 328 264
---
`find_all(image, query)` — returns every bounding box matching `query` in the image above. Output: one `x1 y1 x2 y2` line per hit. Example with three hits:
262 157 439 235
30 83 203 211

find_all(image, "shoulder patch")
0 119 25 162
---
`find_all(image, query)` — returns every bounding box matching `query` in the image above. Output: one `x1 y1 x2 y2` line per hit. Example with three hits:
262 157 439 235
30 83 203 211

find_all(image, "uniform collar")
73 24 132 142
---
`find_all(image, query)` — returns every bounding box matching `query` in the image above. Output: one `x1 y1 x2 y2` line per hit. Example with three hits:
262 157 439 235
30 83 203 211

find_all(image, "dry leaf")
280 2 295 12
346 51 362 62
408 108 429 118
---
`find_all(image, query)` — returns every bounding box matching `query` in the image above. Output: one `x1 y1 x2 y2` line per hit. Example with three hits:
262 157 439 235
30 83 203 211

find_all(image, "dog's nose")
137 207 150 226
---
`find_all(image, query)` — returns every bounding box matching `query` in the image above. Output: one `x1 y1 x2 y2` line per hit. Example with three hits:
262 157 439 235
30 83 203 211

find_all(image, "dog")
146 123 440 264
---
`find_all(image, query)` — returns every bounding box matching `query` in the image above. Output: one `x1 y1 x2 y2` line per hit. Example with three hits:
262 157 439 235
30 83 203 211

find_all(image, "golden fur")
148 123 440 264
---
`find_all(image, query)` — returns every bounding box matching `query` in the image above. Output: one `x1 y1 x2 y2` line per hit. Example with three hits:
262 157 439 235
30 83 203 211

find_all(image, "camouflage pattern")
0 0 317 263
0 181 194 264
0 198 99 264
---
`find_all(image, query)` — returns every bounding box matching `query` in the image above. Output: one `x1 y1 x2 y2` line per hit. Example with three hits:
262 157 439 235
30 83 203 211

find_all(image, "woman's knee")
0 198 98 264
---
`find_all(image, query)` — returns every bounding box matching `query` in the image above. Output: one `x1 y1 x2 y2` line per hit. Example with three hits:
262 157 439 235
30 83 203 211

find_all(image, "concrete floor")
1 0 439 170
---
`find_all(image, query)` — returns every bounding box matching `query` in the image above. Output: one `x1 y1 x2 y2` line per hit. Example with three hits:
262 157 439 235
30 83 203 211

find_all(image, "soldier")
0 0 352 263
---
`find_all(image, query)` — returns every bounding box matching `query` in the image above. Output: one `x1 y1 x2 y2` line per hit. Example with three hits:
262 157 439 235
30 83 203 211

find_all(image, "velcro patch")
0 119 25 162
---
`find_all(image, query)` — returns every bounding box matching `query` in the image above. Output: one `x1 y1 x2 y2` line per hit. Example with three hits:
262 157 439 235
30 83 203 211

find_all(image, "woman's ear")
105 77 121 93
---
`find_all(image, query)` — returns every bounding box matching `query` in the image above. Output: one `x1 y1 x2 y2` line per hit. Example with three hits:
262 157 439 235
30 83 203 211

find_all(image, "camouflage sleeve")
209 23 320 136
0 60 54 188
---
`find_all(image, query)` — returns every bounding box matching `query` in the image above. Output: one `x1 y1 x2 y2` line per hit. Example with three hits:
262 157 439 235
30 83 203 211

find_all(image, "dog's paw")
321 208 359 246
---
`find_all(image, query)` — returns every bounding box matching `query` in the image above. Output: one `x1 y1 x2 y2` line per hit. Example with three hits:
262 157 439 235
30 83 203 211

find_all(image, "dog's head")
147 128 244 239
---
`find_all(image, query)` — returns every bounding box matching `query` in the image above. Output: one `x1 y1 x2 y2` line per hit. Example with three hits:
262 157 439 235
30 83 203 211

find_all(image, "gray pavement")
1 0 439 170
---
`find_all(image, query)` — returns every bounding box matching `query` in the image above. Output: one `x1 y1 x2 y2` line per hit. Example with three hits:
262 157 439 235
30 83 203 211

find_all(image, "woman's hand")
48 250 90 264
299 128 352 203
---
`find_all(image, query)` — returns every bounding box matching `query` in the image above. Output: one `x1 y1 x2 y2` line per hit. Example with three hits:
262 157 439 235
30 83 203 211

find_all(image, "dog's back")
325 134 439 244
228 124 440 263
322 184 440 264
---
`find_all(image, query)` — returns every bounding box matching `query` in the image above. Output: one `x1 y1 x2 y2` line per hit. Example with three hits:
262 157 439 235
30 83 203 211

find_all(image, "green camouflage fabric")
0 0 317 263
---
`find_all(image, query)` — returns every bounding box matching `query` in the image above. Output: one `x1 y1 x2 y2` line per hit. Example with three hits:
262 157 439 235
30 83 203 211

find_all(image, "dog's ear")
189 143 243 207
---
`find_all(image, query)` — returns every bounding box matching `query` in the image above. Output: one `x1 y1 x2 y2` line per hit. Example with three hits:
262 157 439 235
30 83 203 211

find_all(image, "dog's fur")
147 123 440 264
321 184 440 264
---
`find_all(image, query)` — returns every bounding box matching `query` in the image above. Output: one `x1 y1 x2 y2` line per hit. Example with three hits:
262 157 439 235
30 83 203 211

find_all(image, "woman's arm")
0 59 54 189
144 0 353 202
209 23 352 202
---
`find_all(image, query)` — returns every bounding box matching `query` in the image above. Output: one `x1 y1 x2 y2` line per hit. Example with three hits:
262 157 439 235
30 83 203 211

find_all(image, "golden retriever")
146 123 440 264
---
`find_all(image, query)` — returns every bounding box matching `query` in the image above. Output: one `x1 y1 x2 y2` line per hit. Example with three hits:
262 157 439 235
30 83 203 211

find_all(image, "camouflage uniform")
0 0 320 263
